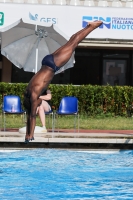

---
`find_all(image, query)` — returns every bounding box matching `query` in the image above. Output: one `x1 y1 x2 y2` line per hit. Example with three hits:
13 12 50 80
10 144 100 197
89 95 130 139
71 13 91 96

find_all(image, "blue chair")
54 96 79 132
2 95 26 131
45 109 54 132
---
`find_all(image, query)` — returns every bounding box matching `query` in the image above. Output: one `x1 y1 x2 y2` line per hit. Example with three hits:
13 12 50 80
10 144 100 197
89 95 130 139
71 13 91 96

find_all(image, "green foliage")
1 82 133 116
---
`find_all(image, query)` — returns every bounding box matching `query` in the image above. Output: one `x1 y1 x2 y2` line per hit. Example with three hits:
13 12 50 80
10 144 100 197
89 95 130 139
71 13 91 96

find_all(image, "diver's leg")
23 96 31 141
53 21 102 67
25 112 30 140
29 98 42 139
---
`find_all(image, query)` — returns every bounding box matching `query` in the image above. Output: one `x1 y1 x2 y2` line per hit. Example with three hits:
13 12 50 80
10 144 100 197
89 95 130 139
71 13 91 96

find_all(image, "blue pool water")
0 149 133 200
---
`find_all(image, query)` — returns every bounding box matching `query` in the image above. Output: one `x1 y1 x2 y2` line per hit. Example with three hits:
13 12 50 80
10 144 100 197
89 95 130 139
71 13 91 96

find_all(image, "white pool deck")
0 130 133 145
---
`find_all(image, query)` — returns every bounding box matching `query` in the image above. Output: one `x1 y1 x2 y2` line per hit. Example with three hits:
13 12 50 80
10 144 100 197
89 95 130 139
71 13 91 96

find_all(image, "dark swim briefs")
42 54 60 73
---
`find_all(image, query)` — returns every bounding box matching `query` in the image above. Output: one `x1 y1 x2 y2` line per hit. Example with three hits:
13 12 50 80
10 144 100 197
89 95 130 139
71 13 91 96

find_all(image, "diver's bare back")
28 65 54 98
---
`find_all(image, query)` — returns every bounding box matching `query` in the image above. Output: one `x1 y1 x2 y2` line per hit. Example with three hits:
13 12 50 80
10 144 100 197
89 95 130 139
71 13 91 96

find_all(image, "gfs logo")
29 12 57 24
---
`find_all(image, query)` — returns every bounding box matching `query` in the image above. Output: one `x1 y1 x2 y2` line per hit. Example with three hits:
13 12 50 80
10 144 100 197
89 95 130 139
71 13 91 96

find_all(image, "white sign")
0 4 133 40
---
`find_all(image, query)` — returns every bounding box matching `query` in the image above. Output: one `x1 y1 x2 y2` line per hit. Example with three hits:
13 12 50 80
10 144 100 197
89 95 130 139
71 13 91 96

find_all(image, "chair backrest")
3 95 23 113
58 96 78 114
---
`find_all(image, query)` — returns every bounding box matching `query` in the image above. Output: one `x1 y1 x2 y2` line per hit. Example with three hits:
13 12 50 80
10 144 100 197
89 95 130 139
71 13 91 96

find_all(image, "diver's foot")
88 21 103 29
30 137 34 141
25 138 30 143
24 136 34 143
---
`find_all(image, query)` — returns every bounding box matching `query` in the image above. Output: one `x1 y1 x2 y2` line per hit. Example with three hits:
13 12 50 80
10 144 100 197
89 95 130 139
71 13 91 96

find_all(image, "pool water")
0 149 133 200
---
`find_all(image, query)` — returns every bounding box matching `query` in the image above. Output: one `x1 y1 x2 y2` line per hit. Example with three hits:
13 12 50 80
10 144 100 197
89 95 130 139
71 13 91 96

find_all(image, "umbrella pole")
35 24 38 74
35 48 38 73
35 24 37 32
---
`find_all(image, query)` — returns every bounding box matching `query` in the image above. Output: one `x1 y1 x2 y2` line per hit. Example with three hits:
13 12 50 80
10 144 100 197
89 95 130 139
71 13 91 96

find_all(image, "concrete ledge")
0 131 133 149
0 137 133 149
48 138 133 144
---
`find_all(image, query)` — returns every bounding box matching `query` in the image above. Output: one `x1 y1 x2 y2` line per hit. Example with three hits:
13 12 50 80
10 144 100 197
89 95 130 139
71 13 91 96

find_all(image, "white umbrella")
0 19 75 74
